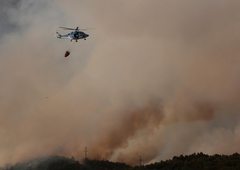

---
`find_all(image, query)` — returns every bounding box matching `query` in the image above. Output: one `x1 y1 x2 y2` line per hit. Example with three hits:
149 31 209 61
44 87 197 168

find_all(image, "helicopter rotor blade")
80 28 95 31
59 27 76 30
59 27 95 31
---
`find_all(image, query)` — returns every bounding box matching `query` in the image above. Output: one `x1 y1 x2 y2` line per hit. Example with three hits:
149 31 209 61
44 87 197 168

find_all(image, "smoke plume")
1 0 240 166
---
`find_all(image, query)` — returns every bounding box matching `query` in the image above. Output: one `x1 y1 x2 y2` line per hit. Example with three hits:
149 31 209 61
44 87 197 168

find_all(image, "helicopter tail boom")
56 32 69 39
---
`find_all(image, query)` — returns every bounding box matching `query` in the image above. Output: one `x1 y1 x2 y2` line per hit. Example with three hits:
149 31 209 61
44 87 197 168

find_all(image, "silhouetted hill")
83 158 130 170
4 156 87 170
3 153 240 170
143 152 240 170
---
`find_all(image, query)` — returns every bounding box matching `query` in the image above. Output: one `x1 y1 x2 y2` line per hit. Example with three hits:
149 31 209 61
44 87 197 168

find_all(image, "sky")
1 0 240 166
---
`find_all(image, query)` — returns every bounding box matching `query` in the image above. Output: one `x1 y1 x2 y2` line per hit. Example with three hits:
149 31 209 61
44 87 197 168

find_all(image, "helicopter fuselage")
56 30 89 42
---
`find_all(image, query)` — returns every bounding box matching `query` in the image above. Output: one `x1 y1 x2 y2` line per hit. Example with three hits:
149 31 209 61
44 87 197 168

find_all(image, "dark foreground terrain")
3 153 240 170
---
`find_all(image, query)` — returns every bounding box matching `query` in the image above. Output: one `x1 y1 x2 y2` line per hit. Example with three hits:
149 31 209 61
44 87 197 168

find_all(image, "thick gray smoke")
1 0 240 166
0 0 21 38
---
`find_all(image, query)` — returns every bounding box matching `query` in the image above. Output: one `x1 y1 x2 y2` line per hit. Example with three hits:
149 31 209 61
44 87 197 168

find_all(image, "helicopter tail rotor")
55 31 62 38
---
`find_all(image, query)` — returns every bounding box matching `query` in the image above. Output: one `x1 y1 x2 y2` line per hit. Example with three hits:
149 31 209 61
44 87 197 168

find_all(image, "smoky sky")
1 0 240 166
0 0 21 36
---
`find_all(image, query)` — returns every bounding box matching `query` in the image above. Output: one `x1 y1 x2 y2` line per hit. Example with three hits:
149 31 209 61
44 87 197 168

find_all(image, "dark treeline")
142 152 240 170
3 153 240 170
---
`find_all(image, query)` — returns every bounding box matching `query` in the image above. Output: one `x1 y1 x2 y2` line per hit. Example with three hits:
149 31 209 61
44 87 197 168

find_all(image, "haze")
1 0 240 166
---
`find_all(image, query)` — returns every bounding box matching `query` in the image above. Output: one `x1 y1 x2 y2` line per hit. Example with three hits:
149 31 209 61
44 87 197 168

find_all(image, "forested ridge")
4 153 240 170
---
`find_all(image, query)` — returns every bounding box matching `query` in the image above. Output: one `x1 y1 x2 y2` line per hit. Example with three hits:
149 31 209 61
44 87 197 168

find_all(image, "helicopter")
56 27 89 42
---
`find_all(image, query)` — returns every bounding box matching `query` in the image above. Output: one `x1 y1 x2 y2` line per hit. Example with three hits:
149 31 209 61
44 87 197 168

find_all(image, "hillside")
3 153 240 170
